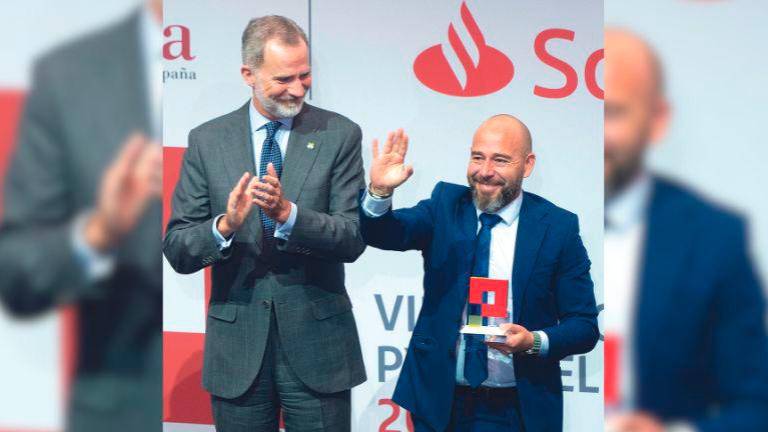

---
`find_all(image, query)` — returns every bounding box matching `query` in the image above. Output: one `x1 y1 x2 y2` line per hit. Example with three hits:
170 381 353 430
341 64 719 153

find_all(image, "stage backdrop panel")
163 1 604 430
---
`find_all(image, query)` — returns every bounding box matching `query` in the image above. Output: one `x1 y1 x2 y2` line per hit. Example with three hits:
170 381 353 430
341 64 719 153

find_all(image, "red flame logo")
413 2 514 97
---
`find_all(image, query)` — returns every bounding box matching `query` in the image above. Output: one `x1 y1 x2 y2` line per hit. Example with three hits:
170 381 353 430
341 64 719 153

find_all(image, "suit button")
262 300 271 309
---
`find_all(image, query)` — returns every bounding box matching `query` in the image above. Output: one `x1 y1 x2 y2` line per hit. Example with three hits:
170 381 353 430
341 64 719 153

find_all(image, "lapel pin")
307 142 315 149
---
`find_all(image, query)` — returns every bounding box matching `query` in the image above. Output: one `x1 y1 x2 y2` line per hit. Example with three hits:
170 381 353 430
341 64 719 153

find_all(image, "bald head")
474 114 533 156
467 114 536 212
604 27 670 200
605 27 664 103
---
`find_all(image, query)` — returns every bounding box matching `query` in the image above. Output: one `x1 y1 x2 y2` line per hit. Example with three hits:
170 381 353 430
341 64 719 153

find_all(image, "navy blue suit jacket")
633 176 768 432
360 182 599 431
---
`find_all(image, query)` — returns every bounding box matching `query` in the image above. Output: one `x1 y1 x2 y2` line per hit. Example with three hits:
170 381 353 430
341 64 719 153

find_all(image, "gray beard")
471 181 520 213
254 88 304 118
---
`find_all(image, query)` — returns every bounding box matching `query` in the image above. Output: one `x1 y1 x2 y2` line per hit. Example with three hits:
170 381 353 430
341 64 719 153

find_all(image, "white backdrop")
163 1 604 431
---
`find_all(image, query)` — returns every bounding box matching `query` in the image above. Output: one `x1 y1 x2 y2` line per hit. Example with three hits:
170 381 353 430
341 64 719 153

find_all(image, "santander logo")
413 2 513 97
414 1 604 100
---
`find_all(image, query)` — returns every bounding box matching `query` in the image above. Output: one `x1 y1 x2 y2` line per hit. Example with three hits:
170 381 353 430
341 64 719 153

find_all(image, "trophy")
459 277 509 336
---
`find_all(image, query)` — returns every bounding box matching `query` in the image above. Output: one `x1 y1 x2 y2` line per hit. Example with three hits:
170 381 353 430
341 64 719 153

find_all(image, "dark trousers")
211 308 350 432
414 386 525 432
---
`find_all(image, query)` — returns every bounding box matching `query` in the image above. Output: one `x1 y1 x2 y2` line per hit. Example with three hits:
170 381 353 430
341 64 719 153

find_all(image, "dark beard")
603 148 643 202
470 177 521 213
605 130 650 203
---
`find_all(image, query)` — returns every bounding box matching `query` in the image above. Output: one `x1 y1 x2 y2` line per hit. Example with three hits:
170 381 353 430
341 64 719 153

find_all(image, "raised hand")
369 128 413 196
85 133 162 251
217 172 259 237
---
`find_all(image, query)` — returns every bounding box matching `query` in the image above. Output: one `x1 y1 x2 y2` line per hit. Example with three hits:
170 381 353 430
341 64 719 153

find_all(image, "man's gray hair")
241 15 308 68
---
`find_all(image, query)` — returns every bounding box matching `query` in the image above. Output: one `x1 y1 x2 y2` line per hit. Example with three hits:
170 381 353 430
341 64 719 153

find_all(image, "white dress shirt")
604 172 651 411
362 189 549 388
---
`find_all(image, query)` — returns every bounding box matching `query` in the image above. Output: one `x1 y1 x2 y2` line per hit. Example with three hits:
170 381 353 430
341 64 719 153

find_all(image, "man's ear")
523 153 536 178
649 96 670 144
241 65 256 88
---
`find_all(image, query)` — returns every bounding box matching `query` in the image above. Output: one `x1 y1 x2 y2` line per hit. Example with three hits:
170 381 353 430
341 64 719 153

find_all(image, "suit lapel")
634 179 694 369
281 104 322 203
512 193 548 323
217 103 323 244
120 12 151 137
219 101 262 244
456 193 479 306
101 10 151 139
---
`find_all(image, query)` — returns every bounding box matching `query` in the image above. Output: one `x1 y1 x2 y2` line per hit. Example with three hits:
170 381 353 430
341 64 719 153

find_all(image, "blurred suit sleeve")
540 214 599 360
0 59 97 315
163 130 230 275
275 124 366 263
696 217 768 432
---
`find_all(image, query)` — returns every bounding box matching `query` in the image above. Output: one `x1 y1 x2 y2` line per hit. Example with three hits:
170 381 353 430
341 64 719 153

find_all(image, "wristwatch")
525 331 542 356
368 183 392 199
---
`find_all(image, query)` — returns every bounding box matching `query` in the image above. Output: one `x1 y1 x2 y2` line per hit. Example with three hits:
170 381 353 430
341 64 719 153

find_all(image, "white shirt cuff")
71 211 116 282
362 191 392 217
665 423 697 432
535 330 550 357
274 202 297 240
212 214 234 250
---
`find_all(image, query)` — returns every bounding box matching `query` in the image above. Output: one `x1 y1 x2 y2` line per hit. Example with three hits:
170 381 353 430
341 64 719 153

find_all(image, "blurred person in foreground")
163 15 366 431
604 27 768 432
360 116 599 431
0 1 162 431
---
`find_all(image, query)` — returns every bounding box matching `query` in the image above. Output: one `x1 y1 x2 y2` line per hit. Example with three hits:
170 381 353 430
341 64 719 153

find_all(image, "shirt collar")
475 189 523 226
249 100 294 133
606 171 651 231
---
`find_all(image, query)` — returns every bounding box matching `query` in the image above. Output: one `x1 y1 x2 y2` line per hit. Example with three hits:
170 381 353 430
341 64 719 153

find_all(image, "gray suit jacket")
163 101 367 398
0 10 161 432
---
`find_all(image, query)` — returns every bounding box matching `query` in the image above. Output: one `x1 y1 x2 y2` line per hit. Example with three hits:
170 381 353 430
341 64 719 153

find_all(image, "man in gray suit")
0 2 162 431
163 15 366 431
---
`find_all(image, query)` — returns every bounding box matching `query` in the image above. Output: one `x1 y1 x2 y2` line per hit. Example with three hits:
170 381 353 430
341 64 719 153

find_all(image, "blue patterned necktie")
259 121 283 239
464 212 503 388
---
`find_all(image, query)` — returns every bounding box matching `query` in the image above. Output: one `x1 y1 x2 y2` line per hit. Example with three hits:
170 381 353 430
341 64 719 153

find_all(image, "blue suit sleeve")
359 183 441 252
541 214 599 360
694 218 768 432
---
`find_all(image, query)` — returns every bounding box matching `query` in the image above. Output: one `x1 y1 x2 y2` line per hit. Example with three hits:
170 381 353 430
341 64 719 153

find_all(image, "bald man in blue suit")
360 117 599 432
604 28 768 432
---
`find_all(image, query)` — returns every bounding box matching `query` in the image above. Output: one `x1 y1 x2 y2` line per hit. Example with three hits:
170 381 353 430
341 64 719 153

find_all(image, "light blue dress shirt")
212 102 299 249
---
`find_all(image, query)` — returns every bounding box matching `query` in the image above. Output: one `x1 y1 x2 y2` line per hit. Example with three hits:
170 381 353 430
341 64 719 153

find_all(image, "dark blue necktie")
464 212 503 388
259 121 283 239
